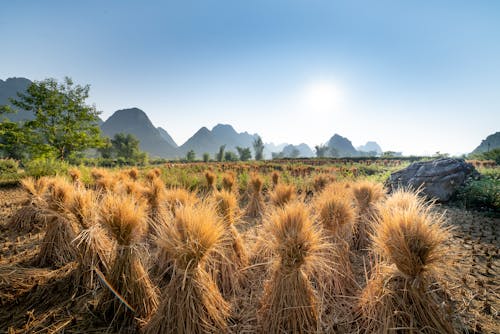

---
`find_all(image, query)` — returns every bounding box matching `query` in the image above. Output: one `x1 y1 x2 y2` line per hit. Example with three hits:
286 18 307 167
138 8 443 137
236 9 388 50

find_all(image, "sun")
301 81 343 115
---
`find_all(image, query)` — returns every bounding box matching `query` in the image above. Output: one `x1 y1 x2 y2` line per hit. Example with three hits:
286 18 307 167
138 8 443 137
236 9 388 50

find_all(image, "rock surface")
386 158 478 201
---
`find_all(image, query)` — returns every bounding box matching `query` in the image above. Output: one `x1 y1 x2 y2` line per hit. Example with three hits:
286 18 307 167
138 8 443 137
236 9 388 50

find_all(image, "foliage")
203 152 210 162
236 146 252 161
224 151 238 162
2 77 104 160
454 174 500 213
97 133 148 165
216 145 226 162
469 148 500 164
253 135 264 160
24 157 70 177
0 158 19 174
0 120 26 160
314 144 328 158
186 150 196 162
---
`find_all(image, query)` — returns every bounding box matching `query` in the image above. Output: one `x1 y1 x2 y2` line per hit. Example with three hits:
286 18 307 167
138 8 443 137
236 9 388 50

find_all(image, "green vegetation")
469 148 500 164
454 171 500 213
253 135 264 160
0 77 103 160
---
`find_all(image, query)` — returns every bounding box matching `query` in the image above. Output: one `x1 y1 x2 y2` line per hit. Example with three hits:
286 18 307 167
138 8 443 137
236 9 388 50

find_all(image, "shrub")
25 157 69 178
454 175 500 212
0 158 19 174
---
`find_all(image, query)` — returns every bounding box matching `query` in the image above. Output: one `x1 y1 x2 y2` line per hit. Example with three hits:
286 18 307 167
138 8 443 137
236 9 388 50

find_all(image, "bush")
25 158 70 177
0 158 19 174
454 174 500 213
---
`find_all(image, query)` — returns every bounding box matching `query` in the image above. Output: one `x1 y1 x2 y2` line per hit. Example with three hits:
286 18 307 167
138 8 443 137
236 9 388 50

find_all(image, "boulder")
386 158 478 202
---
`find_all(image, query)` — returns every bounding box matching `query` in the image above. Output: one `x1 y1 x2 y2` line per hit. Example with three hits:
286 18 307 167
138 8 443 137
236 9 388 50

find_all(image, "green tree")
186 149 196 161
315 144 328 158
97 137 113 159
202 152 210 162
111 133 147 163
224 151 238 161
216 145 226 162
0 120 26 160
236 146 252 161
5 77 103 160
253 136 264 160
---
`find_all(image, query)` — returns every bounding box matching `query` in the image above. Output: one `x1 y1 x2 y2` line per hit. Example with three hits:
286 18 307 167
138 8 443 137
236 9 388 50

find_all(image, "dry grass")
98 193 158 329
222 171 236 193
271 171 280 188
352 180 385 250
246 174 265 218
204 170 217 193
144 203 230 334
258 202 330 334
270 183 297 208
164 188 198 216
358 191 455 333
211 190 248 299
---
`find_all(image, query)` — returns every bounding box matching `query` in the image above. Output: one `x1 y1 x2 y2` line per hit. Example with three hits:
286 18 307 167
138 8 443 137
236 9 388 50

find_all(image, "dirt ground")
0 186 498 333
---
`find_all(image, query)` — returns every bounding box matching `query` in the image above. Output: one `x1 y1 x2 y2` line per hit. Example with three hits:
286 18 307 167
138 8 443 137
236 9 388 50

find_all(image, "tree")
216 145 226 162
253 136 265 160
109 133 147 163
202 152 210 162
315 144 329 158
97 137 113 159
186 150 196 162
0 120 26 160
236 146 252 161
224 151 238 161
5 77 103 160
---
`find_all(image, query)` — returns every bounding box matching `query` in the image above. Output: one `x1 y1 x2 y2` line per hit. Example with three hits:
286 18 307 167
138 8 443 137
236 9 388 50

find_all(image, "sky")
1 0 499 155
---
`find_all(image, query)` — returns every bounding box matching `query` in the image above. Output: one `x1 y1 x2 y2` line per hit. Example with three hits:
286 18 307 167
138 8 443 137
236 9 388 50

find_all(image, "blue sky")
1 0 499 155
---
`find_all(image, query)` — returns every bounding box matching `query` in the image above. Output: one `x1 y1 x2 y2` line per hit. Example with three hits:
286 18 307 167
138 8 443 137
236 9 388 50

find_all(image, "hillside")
100 108 179 158
0 77 33 122
180 124 258 157
471 132 500 154
328 134 359 157
357 141 382 155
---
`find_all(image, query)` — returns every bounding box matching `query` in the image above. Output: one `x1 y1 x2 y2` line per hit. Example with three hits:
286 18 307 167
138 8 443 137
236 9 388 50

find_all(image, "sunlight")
301 81 343 115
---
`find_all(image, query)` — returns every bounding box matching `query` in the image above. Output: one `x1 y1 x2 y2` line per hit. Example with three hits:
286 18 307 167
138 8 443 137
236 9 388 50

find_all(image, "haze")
1 0 499 155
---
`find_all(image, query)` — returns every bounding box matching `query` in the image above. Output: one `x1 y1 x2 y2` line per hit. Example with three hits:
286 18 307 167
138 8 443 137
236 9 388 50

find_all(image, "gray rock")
386 158 478 202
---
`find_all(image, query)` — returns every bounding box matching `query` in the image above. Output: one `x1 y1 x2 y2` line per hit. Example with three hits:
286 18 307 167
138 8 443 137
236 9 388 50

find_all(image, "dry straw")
270 183 297 208
69 187 113 290
258 202 330 334
358 189 455 333
164 188 198 216
246 174 264 218
33 177 79 267
144 203 229 334
8 177 48 233
352 180 385 250
204 170 217 193
98 193 158 330
222 172 236 193
210 190 248 299
271 171 280 188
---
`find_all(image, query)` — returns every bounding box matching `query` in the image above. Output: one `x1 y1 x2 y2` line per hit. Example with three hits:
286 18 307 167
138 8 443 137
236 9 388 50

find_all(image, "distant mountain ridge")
179 124 258 157
1 76 388 159
471 132 500 154
100 108 179 158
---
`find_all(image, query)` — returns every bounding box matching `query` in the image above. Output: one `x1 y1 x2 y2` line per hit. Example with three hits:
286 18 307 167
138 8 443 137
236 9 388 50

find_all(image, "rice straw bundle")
352 180 385 250
245 174 264 218
270 183 297 208
8 177 48 233
210 190 248 299
98 193 158 329
358 191 455 333
258 202 329 334
143 203 229 334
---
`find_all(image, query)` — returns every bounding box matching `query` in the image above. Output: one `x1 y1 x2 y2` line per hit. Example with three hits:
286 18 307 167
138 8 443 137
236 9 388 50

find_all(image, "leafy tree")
0 120 26 160
97 137 113 159
186 149 196 162
202 152 210 162
216 145 226 162
253 136 264 160
108 133 147 164
224 151 238 161
236 146 252 161
4 77 103 160
315 144 329 158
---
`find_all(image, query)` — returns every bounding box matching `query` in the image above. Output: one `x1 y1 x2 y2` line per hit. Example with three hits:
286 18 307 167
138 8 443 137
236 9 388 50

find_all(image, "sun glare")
301 81 343 114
